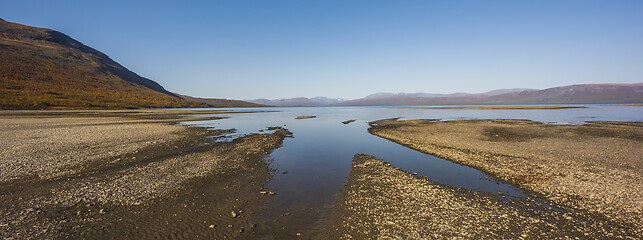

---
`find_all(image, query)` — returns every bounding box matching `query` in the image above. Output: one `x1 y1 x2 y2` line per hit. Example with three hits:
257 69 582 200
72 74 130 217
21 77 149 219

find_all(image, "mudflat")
369 119 642 237
0 110 290 239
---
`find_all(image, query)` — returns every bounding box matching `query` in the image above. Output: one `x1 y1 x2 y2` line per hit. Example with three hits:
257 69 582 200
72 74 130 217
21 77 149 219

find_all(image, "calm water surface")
181 104 642 234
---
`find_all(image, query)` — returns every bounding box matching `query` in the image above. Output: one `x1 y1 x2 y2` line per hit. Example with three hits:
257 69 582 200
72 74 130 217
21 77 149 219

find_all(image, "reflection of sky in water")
181 105 642 220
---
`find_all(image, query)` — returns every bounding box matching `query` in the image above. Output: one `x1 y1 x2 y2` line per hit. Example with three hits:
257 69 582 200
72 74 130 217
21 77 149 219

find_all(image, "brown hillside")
0 19 208 109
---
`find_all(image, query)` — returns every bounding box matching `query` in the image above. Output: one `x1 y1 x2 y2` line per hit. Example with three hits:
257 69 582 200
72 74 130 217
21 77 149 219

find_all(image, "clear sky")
2 0 642 99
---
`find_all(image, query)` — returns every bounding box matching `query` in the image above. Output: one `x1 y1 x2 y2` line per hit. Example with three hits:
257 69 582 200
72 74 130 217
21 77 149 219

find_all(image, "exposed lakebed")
182 104 643 236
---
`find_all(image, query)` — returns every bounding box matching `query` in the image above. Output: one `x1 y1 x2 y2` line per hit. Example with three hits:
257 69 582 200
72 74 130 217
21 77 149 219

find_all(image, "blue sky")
2 0 642 99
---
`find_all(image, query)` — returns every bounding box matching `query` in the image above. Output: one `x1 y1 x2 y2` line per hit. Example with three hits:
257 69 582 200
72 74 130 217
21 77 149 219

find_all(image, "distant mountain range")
248 96 345 107
0 19 258 109
249 83 643 106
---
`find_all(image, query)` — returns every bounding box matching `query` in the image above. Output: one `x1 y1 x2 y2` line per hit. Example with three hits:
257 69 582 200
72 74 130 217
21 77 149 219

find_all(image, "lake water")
181 104 642 234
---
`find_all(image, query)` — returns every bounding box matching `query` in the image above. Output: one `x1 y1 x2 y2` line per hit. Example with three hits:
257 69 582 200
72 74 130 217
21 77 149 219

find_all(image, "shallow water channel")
182 105 642 235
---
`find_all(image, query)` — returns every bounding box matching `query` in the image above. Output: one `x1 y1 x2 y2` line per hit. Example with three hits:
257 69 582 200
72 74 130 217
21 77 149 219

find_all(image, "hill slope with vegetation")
0 19 210 109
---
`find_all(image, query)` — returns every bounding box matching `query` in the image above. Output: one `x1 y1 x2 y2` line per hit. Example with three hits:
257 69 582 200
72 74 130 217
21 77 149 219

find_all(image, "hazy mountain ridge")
486 83 643 104
344 84 642 106
248 88 532 106
248 96 344 107
362 88 533 100
249 84 642 107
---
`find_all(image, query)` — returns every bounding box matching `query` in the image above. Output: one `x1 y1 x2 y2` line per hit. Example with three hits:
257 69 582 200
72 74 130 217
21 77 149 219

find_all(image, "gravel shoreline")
3 111 640 238
321 154 640 239
0 116 195 182
0 110 290 239
368 119 642 237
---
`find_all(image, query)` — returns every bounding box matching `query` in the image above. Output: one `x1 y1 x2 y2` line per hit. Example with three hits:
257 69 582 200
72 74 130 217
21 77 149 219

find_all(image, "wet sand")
368 119 642 237
0 110 290 239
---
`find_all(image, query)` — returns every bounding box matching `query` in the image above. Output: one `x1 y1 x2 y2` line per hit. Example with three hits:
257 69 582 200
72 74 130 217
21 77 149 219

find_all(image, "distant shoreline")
400 105 587 110
610 103 643 106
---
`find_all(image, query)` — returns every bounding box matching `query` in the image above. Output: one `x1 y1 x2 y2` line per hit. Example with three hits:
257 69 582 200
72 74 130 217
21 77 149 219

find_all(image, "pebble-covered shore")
368 119 642 238
0 110 289 239
320 154 640 239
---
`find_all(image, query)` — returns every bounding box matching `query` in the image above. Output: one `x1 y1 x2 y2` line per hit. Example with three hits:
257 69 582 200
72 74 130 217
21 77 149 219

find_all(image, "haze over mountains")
249 83 643 107
249 96 345 107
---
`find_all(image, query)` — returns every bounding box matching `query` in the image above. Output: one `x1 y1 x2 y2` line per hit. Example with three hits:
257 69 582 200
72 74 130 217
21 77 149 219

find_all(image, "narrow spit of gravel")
368 119 642 237
320 154 638 239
